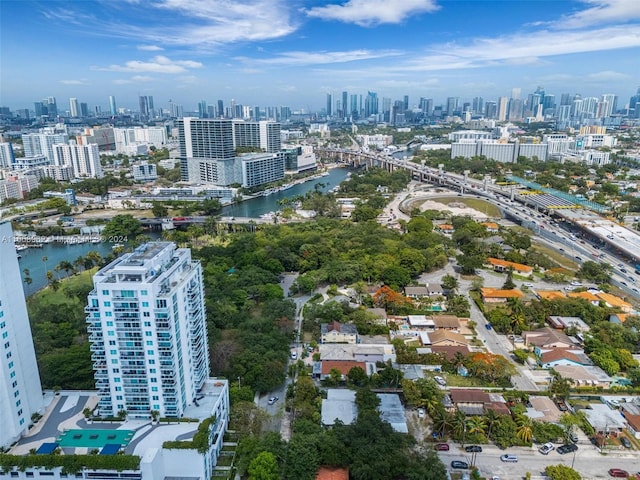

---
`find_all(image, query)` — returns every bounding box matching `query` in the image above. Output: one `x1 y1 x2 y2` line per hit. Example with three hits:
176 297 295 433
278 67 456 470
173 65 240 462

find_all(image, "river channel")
17 167 352 295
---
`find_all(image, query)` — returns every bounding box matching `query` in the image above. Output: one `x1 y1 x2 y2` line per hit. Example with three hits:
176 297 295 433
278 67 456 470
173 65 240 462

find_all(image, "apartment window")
25 471 33 477
153 404 160 410
116 395 123 400
115 387 122 391
147 350 154 355
107 331 115 336
145 331 152 337
114 378 121 383
8 361 13 368
141 290 148 295
6 351 11 358
16 400 21 407
92 299 99 307
105 311 112 317
150 378 157 383
102 290 109 295
106 321 113 326
152 396 159 401
17 409 22 416
19 418 24 425
151 387 158 392
142 302 149 307
12 380 17 388
112 368 120 373
111 359 118 364
110 349 117 355
144 322 151 327
0 321 5 328
143 312 150 317
14 390 19 397
4 341 10 349
109 340 116 346
146 341 153 346
149 368 156 373
149 359 155 364
10 371 15 378
121 290 135 298
104 301 111 307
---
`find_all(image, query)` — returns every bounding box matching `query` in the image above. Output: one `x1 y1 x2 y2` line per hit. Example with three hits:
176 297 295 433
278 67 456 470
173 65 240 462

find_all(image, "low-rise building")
553 364 611 388
426 330 468 347
321 321 359 344
547 316 590 332
523 327 575 349
567 291 601 306
480 288 525 303
596 292 634 313
486 257 533 277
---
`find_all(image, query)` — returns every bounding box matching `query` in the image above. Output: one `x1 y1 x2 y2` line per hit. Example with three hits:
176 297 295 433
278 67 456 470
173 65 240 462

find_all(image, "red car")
434 443 450 451
609 469 629 478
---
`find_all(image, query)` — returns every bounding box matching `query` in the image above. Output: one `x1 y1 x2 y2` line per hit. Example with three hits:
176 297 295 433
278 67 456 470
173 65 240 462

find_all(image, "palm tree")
452 410 467 441
431 407 453 439
484 409 500 439
515 415 533 444
42 256 48 277
467 416 487 437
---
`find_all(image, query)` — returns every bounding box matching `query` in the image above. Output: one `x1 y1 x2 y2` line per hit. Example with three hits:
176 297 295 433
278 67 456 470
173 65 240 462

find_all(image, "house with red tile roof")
316 467 349 480
486 257 534 277
480 287 525 303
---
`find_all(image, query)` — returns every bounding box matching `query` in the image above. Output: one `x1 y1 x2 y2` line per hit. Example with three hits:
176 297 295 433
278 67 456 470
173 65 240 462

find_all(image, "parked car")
609 468 629 478
267 396 279 405
620 436 632 448
451 461 469 469
538 442 555 455
485 323 493 330
417 408 425 418
569 432 579 443
500 454 518 462
290 352 297 360
557 444 578 454
434 376 447 386
465 445 482 453
434 443 449 451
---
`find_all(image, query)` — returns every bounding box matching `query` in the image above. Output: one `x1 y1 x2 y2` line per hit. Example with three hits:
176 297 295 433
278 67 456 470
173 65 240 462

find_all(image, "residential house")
436 224 454 235
405 285 430 300
537 290 567 301
583 403 626 433
316 467 349 480
538 348 592 368
480 222 499 233
480 288 525 303
523 327 575 350
431 344 471 361
567 291 601 306
365 308 388 325
609 313 629 324
319 343 396 364
449 389 508 416
427 330 468 347
321 389 357 426
321 321 359 344
553 365 611 388
427 283 444 297
486 257 533 277
525 396 563 423
624 414 640 439
433 315 461 331
406 315 436 330
320 360 367 380
547 316 590 333
596 292 634 313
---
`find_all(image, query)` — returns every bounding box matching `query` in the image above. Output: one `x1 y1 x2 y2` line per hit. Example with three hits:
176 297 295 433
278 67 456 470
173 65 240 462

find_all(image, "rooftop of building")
12 379 228 458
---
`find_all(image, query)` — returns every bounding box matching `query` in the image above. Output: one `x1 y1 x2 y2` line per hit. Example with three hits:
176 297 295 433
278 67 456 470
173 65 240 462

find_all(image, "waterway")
221 166 351 218
18 241 115 296
16 166 353 295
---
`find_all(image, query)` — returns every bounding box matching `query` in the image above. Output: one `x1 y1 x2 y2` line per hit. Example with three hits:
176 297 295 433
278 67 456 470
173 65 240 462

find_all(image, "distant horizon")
1 0 640 111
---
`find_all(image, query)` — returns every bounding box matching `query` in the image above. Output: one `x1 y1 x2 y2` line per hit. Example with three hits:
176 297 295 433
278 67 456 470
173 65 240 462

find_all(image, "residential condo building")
0 221 43 448
86 242 209 419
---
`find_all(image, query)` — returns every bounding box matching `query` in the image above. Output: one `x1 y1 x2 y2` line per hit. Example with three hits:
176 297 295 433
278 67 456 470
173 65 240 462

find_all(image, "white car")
570 281 583 287
523 283 534 288
434 376 447 386
539 442 555 455
290 352 297 360
417 408 425 418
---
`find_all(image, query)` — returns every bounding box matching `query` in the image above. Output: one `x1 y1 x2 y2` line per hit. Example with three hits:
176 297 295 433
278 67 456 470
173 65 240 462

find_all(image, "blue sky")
1 0 639 112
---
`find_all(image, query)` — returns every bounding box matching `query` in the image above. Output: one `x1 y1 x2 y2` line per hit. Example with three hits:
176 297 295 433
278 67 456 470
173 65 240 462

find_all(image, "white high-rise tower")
0 222 43 448
86 242 209 418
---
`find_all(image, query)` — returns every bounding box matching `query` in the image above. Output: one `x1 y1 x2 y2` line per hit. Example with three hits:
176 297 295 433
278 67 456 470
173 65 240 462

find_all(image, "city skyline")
1 0 640 111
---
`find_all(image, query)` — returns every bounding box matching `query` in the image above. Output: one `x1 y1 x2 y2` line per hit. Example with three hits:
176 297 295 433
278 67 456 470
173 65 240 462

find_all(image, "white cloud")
400 25 640 72
553 0 640 29
586 70 630 81
137 45 164 51
106 0 298 47
237 49 403 66
60 79 89 85
113 75 154 84
306 0 438 26
376 78 440 88
99 55 203 73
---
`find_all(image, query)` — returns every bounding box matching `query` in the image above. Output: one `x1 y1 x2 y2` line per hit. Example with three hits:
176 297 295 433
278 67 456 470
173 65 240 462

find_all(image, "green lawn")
530 240 578 270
